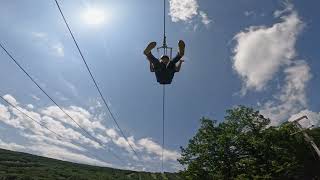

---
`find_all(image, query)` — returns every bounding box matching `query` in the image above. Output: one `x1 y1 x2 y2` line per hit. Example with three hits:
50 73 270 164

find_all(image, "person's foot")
178 40 185 56
144 42 157 55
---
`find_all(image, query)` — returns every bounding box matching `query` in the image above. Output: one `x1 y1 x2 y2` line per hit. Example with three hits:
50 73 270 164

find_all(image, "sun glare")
83 8 106 25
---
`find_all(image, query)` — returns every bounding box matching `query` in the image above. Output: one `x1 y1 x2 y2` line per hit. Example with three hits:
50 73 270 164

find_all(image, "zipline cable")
0 95 64 140
162 84 166 173
0 43 124 164
54 0 139 159
161 0 167 174
163 0 166 46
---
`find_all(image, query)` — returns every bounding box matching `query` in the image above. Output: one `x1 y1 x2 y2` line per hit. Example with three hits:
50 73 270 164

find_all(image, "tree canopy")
178 106 320 179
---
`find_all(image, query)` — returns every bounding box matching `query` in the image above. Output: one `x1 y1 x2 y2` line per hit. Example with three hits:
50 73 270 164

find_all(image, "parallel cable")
0 43 124 164
54 0 139 158
0 95 64 140
161 85 166 173
161 0 168 48
0 94 113 165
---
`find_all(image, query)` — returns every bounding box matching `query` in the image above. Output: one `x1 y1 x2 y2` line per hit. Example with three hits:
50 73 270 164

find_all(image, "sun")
83 8 106 25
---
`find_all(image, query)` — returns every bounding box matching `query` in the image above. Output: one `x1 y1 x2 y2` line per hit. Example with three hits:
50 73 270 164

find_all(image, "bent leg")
171 40 185 64
146 52 160 66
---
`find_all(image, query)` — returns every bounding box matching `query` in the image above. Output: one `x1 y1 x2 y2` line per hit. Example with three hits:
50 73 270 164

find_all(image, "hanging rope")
162 0 167 47
161 0 166 174
158 0 173 59
160 0 169 174
161 84 166 173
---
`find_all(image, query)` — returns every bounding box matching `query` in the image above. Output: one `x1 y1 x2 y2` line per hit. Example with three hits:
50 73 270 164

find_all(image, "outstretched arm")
175 60 184 72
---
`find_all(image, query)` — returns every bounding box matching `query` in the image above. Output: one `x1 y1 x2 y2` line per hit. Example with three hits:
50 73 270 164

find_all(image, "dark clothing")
146 53 182 84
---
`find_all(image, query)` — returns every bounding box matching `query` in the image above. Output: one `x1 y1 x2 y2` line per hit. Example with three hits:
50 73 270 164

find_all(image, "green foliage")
178 106 320 179
0 149 181 180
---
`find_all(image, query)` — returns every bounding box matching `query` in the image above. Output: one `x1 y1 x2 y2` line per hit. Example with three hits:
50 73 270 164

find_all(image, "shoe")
144 42 157 55
178 40 185 56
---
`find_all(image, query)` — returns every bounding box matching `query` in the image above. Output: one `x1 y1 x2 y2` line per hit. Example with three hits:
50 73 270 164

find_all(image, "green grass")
0 148 181 180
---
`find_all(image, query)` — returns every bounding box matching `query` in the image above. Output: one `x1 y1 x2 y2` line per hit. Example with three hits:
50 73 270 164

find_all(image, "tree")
178 106 320 179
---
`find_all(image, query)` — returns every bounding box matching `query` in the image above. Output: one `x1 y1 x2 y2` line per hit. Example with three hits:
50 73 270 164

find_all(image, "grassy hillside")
0 148 181 180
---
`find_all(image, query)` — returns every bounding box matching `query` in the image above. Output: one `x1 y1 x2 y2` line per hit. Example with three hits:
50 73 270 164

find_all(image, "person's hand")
180 59 185 63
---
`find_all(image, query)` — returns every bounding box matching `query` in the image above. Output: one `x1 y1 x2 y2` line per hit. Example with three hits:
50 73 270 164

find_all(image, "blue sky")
0 0 319 172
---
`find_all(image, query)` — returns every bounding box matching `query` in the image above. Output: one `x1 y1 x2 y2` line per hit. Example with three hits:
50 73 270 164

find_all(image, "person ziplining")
142 0 186 173
143 40 185 84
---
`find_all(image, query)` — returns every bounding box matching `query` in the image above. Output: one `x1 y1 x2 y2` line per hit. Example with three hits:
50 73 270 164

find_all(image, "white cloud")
232 11 303 93
274 1 294 18
0 138 25 151
106 128 117 139
0 137 112 168
27 104 34 109
62 79 78 97
32 32 46 38
41 106 105 134
30 144 113 167
22 133 86 152
31 32 65 57
1 95 101 148
138 138 180 161
244 11 267 18
169 0 198 22
0 94 181 171
0 96 114 166
169 0 211 26
104 126 180 162
233 3 316 127
261 61 311 125
52 43 64 57
31 95 40 101
113 136 133 152
3 94 19 106
40 115 101 148
244 11 255 17
199 11 212 26
0 103 25 129
0 104 11 120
